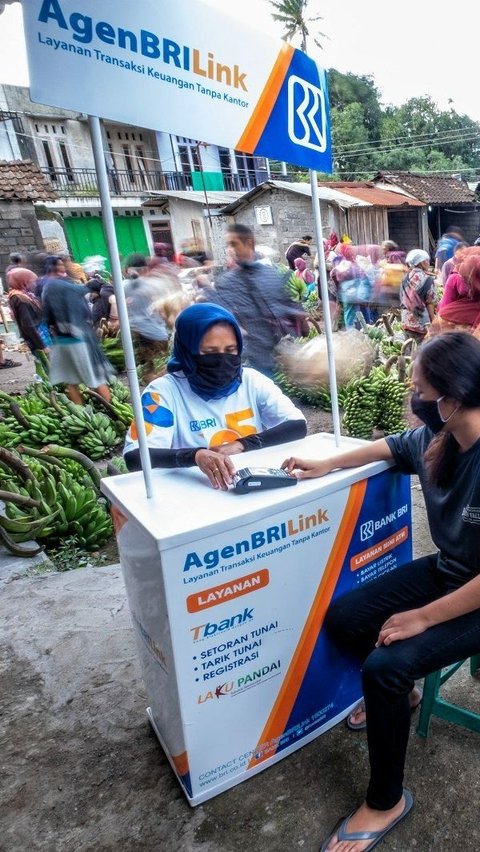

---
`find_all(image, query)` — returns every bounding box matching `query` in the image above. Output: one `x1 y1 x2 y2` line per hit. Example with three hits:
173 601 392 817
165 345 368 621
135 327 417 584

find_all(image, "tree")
269 0 325 51
330 103 371 179
328 70 382 142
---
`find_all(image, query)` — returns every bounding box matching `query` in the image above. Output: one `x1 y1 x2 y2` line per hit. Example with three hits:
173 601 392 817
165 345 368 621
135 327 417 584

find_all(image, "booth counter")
101 433 412 806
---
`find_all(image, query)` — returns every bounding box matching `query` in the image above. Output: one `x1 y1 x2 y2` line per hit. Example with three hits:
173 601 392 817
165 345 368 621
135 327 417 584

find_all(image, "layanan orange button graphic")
350 526 409 572
187 569 270 613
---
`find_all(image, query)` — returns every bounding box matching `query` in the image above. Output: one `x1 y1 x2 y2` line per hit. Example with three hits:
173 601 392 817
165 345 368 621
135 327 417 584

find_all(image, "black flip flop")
319 788 414 852
347 688 423 731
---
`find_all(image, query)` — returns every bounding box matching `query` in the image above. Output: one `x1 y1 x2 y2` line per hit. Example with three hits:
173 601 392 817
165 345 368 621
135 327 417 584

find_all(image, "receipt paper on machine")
232 467 298 493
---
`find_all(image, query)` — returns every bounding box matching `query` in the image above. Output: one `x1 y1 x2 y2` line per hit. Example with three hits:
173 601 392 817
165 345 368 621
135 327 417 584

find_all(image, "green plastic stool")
417 655 480 738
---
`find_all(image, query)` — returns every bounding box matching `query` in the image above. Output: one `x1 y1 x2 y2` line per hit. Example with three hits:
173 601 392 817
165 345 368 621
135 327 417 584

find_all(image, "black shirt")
386 427 480 586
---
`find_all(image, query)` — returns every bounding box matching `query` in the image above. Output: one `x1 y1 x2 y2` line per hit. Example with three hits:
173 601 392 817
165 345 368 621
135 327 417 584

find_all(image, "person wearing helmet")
400 250 435 341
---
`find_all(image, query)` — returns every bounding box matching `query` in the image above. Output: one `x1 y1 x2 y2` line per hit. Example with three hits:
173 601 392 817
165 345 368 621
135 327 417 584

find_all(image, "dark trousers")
325 556 480 810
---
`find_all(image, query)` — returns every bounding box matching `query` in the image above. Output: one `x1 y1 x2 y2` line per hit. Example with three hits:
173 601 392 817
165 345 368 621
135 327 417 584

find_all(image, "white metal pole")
88 115 154 497
310 170 341 445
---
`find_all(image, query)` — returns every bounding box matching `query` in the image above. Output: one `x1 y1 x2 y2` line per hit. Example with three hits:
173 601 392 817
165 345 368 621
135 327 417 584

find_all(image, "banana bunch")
342 364 408 439
0 383 131 460
1 451 112 552
101 336 125 370
109 398 134 427
364 326 385 343
110 380 131 404
342 372 383 440
0 421 21 448
380 337 403 358
23 412 63 446
273 370 333 411
61 405 121 458
376 371 408 434
78 425 120 460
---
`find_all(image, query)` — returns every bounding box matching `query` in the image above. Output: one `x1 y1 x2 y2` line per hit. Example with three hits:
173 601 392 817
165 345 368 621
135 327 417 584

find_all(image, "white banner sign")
23 0 332 171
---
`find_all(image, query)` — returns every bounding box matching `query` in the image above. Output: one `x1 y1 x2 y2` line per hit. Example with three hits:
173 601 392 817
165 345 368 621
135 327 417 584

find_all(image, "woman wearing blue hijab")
124 303 306 489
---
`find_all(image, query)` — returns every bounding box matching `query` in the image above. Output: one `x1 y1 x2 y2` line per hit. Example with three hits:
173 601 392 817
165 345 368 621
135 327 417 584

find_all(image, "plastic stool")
417 655 480 738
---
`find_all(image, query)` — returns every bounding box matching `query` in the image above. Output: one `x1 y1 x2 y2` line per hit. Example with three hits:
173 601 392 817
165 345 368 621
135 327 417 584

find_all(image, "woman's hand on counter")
195 448 235 490
281 457 333 479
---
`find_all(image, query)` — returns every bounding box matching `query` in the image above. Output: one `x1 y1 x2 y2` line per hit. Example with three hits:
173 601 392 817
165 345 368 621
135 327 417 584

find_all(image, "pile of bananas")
100 334 125 371
274 370 366 413
273 370 333 410
0 382 132 460
380 337 403 358
342 363 408 439
342 372 383 440
0 446 112 556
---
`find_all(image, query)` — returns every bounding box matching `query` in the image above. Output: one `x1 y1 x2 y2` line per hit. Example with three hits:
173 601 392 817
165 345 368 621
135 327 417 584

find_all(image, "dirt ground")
5 484 478 852
3 354 467 852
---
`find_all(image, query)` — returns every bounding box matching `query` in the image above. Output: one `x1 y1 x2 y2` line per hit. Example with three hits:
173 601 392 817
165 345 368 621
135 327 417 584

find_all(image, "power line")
3 105 480 165
335 131 480 162
336 128 480 159
337 122 480 153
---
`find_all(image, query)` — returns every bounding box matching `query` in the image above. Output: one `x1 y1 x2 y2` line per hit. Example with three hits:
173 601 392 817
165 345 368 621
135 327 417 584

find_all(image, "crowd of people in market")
2 227 480 852
2 221 480 399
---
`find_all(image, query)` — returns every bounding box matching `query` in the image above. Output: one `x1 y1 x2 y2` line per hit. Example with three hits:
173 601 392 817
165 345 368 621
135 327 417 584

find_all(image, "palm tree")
269 0 325 52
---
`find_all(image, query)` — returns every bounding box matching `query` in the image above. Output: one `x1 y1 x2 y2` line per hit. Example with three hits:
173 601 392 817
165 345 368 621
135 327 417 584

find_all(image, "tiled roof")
322 181 424 207
373 171 476 204
0 160 58 201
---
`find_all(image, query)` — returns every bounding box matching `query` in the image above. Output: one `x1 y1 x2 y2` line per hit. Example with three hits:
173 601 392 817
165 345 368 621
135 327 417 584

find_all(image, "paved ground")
1 486 480 852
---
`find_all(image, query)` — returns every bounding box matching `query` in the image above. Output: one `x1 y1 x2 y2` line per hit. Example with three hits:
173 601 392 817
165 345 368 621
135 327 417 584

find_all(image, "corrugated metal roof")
324 182 424 207
269 180 370 206
374 171 476 204
0 159 57 201
220 180 368 214
142 190 242 206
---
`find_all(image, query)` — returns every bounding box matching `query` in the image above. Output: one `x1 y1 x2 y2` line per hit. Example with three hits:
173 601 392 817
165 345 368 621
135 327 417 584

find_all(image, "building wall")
25 115 93 172
215 188 344 265
438 207 479 245
104 123 159 175
386 209 422 252
346 207 389 246
0 201 44 280
271 189 342 261
167 199 209 254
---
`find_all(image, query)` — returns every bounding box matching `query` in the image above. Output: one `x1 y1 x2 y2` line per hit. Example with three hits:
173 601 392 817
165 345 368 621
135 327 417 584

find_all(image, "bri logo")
360 520 374 541
360 505 409 541
190 417 217 432
287 75 328 153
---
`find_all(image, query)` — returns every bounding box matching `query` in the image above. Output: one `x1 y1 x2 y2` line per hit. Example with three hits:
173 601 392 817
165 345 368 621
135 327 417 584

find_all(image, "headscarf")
294 258 307 272
167 303 243 400
405 249 430 268
6 268 41 309
6 267 37 291
458 254 480 299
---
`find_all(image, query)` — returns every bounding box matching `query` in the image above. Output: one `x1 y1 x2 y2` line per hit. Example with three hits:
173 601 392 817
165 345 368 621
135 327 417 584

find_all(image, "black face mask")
192 353 242 389
410 393 451 434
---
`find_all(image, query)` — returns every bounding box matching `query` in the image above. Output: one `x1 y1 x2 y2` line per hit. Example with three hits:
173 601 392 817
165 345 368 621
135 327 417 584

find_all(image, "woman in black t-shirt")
282 332 480 852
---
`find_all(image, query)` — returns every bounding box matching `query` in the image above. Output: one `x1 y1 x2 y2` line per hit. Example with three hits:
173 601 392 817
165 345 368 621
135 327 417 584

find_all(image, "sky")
1 0 479 121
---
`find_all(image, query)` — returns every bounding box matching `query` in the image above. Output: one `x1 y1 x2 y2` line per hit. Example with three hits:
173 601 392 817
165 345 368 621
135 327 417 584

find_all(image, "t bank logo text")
190 607 254 641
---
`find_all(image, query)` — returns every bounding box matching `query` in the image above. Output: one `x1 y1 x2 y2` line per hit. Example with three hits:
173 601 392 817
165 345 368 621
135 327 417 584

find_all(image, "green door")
64 218 107 263
63 217 150 269
114 217 149 264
